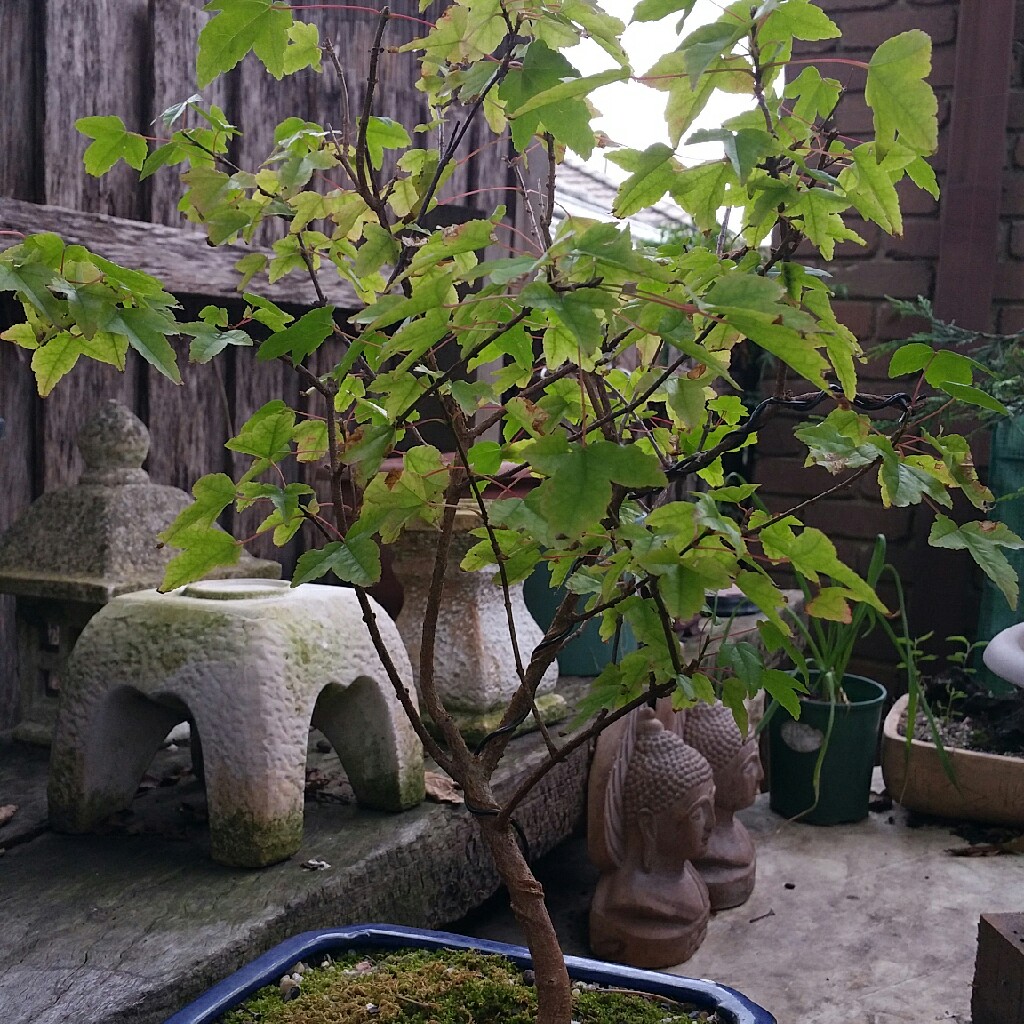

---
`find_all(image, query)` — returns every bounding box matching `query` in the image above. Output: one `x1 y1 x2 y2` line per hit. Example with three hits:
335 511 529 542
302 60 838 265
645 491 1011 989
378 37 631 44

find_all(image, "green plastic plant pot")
523 562 637 677
767 674 887 826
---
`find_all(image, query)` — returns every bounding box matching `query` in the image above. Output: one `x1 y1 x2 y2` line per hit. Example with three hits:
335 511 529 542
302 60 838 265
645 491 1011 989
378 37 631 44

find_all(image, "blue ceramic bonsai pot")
164 924 775 1024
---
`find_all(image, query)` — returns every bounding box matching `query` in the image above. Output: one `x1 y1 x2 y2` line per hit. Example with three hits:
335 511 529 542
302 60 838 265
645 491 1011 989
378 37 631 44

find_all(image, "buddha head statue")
622 711 715 873
682 702 763 814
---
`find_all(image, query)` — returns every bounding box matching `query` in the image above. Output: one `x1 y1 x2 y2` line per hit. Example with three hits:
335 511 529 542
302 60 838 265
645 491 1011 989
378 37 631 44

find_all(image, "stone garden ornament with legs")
48 580 425 867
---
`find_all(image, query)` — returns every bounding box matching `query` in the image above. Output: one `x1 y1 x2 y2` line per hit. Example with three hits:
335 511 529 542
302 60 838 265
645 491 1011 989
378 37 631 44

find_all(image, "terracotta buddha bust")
589 710 715 968
682 701 763 909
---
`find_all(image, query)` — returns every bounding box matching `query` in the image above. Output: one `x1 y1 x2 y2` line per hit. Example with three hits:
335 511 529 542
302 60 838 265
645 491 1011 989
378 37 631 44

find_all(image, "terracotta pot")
881 694 1024 827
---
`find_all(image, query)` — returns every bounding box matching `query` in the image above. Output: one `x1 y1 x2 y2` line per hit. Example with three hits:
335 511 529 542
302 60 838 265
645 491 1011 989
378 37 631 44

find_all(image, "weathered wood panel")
0 2 40 203
0 198 359 307
0 302 37 729
144 335 232 495
229 349 302 571
148 0 231 228
43 0 151 218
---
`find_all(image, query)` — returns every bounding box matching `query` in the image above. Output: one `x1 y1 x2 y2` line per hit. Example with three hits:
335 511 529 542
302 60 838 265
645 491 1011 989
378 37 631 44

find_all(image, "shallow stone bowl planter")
881 694 1024 827
164 924 776 1024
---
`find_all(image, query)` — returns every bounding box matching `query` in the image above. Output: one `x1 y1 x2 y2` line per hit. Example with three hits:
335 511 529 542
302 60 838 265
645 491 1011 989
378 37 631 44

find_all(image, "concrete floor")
456 770 1024 1024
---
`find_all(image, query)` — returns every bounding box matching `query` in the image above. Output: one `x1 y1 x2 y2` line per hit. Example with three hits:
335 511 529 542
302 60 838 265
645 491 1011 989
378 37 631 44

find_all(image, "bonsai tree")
2 1 1021 1021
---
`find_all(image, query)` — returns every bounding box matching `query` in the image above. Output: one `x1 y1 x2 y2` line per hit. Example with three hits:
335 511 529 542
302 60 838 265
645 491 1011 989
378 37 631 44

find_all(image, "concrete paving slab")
458 771 1024 1024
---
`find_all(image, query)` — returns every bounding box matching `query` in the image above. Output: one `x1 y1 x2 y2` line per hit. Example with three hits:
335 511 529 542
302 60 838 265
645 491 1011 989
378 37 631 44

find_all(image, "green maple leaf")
79 331 129 369
679 19 747 80
611 144 676 218
670 160 738 232
282 20 321 75
865 30 938 158
187 323 252 364
632 0 697 23
161 529 242 592
30 333 82 396
226 400 296 467
160 473 238 546
257 305 336 363
500 41 597 157
363 117 412 171
877 449 952 509
759 522 885 611
839 143 902 235
197 0 293 87
108 307 182 384
526 436 667 539
930 514 1024 610
0 256 67 322
76 116 148 176
784 66 841 122
293 534 382 587
795 410 881 474
735 569 792 636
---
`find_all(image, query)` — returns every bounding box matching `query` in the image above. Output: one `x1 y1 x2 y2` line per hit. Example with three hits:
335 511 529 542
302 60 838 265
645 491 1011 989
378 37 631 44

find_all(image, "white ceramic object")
983 622 1024 689
48 580 424 866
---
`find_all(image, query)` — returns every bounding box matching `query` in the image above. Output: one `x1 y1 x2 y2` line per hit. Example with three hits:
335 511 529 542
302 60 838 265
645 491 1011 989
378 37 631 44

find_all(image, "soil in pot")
902 669 1024 755
220 947 723 1024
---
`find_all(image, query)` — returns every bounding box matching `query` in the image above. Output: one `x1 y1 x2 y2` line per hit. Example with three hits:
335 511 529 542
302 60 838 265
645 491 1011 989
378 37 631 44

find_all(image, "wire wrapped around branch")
647 386 912 490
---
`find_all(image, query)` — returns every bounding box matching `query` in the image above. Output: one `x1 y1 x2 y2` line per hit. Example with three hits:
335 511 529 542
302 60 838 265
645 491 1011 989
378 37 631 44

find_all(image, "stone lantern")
0 400 280 744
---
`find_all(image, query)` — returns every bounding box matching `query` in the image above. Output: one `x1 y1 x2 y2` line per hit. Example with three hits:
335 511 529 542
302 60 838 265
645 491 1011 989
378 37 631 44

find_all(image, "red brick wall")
751 0 1016 687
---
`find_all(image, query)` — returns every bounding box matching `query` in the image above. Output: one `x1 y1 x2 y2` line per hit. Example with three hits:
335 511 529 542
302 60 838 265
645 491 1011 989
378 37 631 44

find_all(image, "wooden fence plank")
0 198 359 307
144 335 233 495
148 0 231 228
229 349 300 573
0 2 40 203
0 302 37 729
43 0 151 218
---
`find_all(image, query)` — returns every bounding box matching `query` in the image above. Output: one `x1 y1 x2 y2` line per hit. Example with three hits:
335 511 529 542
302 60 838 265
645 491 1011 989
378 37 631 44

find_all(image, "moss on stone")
220 948 720 1024
436 692 569 746
210 808 304 868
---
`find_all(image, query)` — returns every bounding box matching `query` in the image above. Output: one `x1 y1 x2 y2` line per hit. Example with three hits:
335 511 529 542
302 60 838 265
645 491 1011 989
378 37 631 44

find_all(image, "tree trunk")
478 816 573 1024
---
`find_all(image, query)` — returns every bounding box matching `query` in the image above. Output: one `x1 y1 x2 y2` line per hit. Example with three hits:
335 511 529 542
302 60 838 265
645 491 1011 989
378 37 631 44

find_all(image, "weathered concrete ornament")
389 506 564 742
683 701 762 909
0 400 278 744
588 709 715 968
48 581 425 867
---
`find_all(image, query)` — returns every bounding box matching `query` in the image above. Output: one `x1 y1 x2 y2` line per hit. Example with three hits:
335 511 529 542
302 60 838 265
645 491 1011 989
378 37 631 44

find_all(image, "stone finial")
77 400 150 485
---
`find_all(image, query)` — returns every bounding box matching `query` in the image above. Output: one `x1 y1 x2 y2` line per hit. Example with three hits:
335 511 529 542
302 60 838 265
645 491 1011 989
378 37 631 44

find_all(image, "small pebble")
316 738 332 753
290 962 308 976
784 882 795 890
279 976 301 1002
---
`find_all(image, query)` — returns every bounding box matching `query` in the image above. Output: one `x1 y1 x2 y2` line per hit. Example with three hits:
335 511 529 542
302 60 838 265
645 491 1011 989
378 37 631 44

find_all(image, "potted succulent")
1 0 1018 1021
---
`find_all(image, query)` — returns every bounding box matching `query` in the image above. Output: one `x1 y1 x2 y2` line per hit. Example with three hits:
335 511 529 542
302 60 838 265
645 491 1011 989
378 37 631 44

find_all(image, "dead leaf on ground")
424 771 463 804
0 805 17 828
947 836 1024 857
